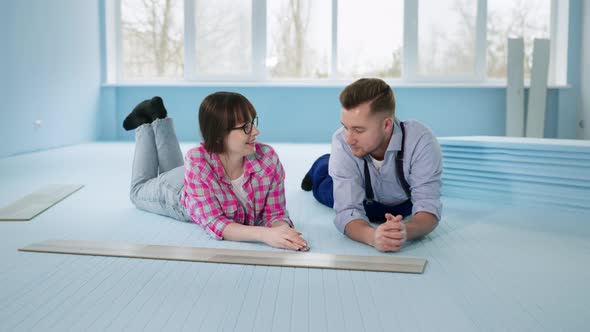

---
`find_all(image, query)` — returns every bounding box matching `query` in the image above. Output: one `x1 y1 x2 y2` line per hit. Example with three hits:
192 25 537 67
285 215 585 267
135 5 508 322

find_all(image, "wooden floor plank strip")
0 184 83 221
18 240 427 273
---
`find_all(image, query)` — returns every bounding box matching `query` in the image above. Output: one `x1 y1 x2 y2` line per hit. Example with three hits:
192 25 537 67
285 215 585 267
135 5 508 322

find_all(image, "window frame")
106 0 568 85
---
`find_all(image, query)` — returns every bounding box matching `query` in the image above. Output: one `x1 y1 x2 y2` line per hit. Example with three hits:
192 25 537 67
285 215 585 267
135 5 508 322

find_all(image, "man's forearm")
344 219 375 246
405 212 438 240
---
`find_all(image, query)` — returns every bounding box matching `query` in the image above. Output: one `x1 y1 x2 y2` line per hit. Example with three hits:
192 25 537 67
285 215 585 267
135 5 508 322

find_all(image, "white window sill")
101 80 571 89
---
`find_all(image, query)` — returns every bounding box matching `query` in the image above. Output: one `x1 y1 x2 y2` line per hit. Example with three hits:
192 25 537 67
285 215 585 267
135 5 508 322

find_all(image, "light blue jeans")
130 118 190 221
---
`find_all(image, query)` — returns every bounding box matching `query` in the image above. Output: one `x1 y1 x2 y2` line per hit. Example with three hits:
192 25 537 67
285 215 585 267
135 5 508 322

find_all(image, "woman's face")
224 117 259 157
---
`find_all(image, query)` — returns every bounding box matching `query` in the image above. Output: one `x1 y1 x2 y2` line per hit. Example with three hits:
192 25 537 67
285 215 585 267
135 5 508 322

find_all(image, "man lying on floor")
302 78 443 252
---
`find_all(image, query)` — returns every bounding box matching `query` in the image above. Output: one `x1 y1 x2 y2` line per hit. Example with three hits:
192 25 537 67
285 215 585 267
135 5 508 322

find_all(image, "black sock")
122 96 168 131
301 171 313 191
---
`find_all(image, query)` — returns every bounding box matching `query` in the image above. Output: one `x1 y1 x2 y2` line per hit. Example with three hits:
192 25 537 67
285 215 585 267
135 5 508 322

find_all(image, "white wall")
580 0 590 139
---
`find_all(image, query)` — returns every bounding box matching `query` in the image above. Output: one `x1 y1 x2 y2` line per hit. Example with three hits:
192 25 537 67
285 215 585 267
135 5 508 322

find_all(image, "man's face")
340 102 389 158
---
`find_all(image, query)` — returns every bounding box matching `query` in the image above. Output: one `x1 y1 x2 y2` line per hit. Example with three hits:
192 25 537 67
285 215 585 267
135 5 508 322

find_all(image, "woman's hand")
263 222 309 251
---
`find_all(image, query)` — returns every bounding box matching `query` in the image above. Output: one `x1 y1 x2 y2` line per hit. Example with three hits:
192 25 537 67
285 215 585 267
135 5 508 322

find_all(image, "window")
487 0 551 80
108 0 566 84
338 0 403 79
418 0 477 77
119 0 184 80
267 0 331 79
193 0 252 77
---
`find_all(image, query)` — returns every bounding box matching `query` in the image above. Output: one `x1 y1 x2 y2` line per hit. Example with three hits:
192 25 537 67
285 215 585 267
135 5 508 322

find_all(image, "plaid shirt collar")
204 143 265 184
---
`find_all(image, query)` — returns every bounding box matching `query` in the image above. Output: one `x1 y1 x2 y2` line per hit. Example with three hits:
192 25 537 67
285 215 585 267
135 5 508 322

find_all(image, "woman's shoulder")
254 143 280 162
248 143 283 178
185 144 208 162
184 144 217 174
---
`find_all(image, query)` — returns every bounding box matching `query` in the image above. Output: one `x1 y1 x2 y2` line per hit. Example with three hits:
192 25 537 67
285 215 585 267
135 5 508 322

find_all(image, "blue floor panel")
1 140 589 331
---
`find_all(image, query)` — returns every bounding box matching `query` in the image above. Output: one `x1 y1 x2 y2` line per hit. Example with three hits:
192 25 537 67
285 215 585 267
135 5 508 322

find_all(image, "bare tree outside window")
121 0 184 80
487 0 550 80
418 0 477 76
338 0 403 79
116 0 552 82
194 0 251 76
267 0 331 79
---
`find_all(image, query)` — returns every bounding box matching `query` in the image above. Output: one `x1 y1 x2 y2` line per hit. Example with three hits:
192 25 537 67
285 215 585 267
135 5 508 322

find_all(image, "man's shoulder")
331 127 345 141
400 119 434 138
330 127 353 154
399 120 441 159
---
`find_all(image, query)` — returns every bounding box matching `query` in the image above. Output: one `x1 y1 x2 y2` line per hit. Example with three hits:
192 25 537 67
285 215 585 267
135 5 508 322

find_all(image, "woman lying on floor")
124 92 308 251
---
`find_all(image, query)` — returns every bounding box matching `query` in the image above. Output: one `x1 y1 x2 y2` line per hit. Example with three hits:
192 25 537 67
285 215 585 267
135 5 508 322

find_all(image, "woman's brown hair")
198 92 257 153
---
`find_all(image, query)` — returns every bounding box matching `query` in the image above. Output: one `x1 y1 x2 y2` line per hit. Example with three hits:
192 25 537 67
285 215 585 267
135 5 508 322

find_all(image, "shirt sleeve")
183 163 234 240
329 132 369 233
260 152 293 228
407 129 443 221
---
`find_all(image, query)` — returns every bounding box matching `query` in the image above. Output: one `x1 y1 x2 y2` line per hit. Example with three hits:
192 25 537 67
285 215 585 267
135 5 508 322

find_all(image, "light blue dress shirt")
328 118 443 233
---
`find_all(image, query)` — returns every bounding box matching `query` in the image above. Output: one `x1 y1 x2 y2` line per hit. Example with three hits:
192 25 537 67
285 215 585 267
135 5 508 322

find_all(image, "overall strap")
363 160 374 203
364 121 411 203
396 122 411 198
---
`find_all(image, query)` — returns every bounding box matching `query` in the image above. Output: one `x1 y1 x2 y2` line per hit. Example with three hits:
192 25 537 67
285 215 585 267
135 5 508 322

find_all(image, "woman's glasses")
229 117 258 135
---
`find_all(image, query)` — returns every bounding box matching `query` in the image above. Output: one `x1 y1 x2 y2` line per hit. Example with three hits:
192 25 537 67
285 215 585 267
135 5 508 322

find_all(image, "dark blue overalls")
308 122 412 223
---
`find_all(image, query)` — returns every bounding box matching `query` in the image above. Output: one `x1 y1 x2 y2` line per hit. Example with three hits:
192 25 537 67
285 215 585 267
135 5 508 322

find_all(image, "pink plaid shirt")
181 143 293 240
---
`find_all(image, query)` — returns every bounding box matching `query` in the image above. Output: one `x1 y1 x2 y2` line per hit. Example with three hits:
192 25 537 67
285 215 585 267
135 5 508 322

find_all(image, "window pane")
487 0 551 80
194 0 251 76
418 0 477 76
338 0 403 78
121 0 184 80
267 0 331 79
